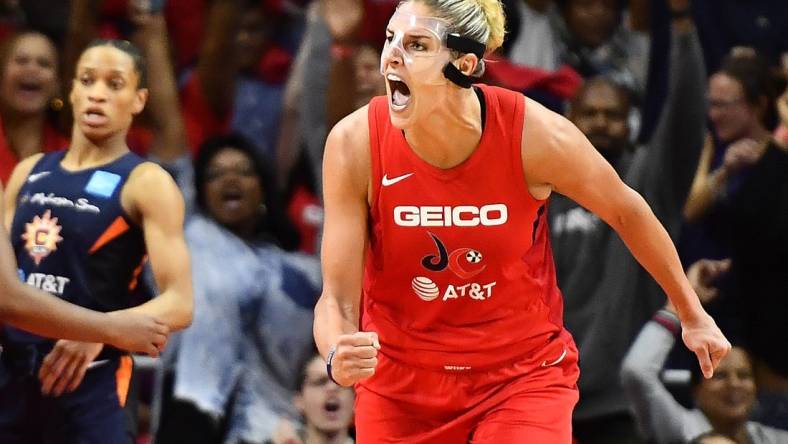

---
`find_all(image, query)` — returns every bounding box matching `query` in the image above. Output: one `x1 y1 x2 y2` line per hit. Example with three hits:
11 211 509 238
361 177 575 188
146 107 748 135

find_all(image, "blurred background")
1 0 786 443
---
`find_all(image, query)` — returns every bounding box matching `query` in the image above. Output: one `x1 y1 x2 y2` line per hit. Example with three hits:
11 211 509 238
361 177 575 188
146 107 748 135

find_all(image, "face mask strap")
446 34 485 58
443 34 486 88
442 63 474 88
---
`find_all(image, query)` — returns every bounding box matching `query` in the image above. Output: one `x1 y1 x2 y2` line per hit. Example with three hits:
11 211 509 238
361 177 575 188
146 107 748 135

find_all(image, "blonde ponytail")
418 0 506 53
472 0 505 53
417 0 507 76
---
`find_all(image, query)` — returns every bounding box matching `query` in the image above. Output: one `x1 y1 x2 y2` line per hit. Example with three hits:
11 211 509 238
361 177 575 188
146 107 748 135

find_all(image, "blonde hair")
415 0 506 76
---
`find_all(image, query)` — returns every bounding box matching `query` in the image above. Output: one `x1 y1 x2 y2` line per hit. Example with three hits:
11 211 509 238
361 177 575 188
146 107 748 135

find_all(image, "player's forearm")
608 188 704 321
129 287 193 331
313 293 359 360
0 281 116 344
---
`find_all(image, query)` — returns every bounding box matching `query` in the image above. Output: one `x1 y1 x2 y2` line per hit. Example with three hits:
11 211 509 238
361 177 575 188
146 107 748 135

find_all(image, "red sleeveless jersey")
362 84 571 373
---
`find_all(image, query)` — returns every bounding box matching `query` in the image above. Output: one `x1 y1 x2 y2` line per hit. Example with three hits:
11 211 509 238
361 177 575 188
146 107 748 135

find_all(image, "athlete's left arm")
124 163 194 331
521 98 730 379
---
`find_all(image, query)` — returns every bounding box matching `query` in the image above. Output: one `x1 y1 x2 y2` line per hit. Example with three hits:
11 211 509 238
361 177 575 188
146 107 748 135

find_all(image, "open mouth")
386 73 411 111
220 188 244 209
83 106 108 126
324 397 341 414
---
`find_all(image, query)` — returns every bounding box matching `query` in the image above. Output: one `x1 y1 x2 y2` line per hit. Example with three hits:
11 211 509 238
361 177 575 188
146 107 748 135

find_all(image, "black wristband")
669 8 691 19
326 345 339 385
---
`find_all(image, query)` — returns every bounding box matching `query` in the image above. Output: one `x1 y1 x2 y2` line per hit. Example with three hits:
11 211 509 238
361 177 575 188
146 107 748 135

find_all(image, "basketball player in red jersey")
314 0 731 442
0 183 168 355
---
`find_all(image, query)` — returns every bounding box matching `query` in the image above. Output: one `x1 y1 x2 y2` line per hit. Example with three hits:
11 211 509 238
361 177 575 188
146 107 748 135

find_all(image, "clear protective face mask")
380 9 453 82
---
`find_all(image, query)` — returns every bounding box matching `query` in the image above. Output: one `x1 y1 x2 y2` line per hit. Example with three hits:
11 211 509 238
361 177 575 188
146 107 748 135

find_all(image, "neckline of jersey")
396 84 493 181
56 150 133 175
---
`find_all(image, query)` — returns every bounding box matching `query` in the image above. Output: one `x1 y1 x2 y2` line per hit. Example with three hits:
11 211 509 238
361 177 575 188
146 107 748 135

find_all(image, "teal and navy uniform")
0 151 148 444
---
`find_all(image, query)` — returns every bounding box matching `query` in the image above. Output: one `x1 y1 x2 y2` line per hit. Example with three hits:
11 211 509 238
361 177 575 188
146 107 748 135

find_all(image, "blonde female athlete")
315 1 730 442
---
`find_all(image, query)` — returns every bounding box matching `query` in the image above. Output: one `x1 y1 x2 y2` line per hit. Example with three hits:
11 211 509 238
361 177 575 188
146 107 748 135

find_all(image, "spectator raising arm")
324 0 364 130
636 0 707 227
129 1 187 162
197 0 244 117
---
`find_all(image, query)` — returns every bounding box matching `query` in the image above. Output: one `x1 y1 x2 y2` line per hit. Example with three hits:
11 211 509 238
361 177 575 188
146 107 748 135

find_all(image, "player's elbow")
167 288 194 331
174 296 194 330
604 188 650 233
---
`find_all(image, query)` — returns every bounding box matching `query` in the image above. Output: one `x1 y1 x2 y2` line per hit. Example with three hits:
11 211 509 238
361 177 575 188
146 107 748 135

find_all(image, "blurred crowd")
0 0 786 443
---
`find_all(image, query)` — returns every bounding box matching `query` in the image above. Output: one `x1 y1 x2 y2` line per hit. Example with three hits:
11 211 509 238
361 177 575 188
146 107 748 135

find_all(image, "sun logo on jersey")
22 210 64 266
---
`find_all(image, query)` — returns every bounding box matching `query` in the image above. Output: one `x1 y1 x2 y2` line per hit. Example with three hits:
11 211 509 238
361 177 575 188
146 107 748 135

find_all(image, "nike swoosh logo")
541 347 567 367
382 173 414 187
27 171 51 183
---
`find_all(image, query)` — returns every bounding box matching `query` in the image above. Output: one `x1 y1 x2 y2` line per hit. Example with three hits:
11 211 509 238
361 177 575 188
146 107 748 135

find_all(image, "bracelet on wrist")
326 345 340 385
654 309 682 336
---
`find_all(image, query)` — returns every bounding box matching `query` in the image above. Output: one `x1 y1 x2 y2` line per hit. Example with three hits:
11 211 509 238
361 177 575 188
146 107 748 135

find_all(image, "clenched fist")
328 331 380 387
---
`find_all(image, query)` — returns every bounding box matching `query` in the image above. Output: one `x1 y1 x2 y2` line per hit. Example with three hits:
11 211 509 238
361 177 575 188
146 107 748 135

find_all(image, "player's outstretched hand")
107 310 169 356
681 312 732 379
330 331 380 387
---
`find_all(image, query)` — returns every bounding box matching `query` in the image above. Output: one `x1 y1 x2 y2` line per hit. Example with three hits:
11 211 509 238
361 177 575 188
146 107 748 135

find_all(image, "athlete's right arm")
0 182 167 355
314 106 380 387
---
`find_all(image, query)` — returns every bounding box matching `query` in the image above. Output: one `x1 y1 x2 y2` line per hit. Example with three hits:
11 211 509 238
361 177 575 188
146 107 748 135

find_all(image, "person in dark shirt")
0 182 168 354
1 39 193 444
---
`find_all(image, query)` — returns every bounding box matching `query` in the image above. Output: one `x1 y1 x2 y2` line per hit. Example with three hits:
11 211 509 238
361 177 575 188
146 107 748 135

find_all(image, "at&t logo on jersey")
19 268 70 296
394 204 508 227
22 210 64 265
411 232 496 302
26 272 70 296
412 276 497 302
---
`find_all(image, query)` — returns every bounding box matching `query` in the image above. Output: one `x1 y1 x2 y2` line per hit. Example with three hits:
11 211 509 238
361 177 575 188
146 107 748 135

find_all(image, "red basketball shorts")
354 335 580 443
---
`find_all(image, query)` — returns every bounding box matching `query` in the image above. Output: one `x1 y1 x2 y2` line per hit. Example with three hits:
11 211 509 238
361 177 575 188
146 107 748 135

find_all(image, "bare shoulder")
327 105 370 165
522 97 581 158
127 162 180 194
521 97 594 197
5 153 45 204
324 105 371 195
123 162 184 222
12 153 45 176
8 153 45 187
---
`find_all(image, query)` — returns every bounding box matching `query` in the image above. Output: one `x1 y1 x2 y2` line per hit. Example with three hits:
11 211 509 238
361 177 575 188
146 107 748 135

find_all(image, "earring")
259 203 268 215
50 97 64 111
